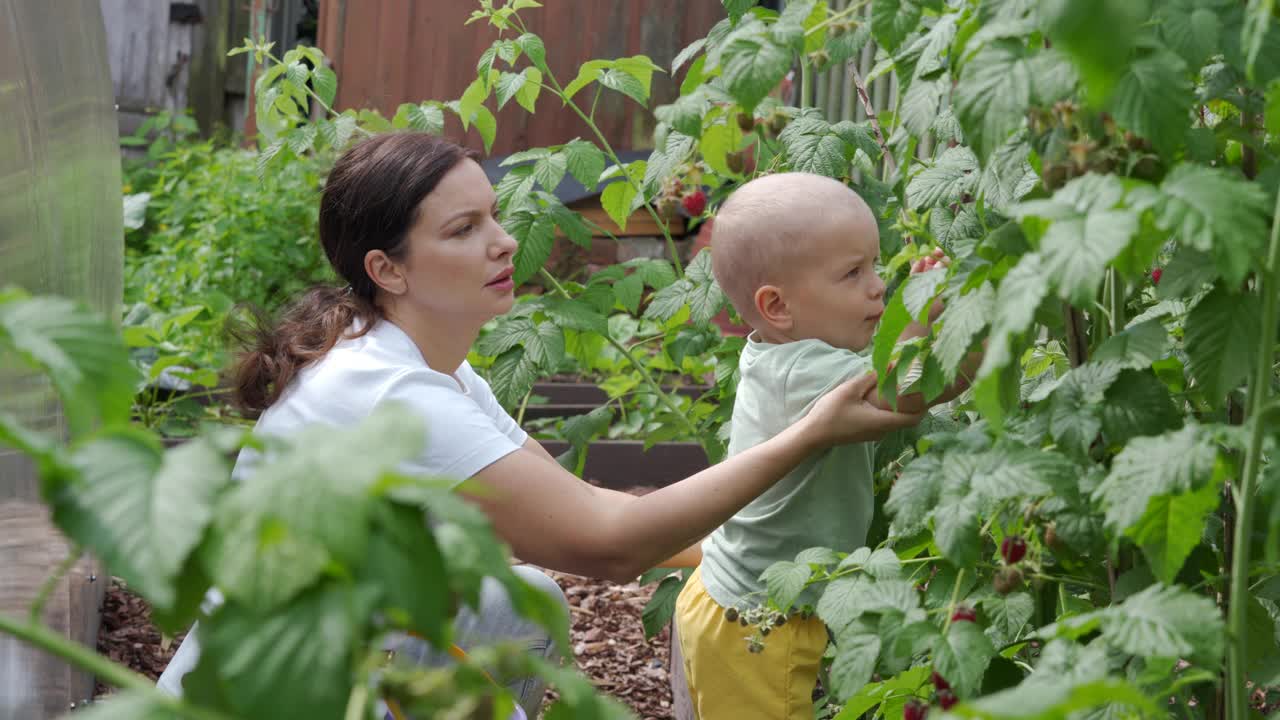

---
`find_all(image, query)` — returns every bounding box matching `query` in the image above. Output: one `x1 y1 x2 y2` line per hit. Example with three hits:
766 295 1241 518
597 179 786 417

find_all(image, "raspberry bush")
4 1 1280 719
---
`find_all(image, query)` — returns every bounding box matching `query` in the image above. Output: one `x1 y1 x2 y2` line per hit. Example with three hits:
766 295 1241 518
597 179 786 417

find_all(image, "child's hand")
909 247 949 323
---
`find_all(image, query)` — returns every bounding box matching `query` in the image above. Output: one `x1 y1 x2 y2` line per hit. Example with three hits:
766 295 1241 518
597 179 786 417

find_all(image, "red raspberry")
681 190 707 216
937 688 958 710
1151 267 1163 285
950 606 976 623
931 671 950 691
1001 535 1027 565
904 698 929 720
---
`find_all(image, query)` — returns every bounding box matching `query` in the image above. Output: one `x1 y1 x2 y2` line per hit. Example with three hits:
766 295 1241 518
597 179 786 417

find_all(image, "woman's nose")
492 222 518 257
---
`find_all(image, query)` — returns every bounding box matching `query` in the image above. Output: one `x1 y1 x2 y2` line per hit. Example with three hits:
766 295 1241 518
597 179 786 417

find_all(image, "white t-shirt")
232 318 528 485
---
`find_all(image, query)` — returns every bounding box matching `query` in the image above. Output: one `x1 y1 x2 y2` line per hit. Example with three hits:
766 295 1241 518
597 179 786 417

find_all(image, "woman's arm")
519 437 704 570
465 373 920 583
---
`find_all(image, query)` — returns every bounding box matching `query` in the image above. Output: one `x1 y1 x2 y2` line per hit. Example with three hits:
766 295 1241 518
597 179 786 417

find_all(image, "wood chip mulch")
95 573 674 719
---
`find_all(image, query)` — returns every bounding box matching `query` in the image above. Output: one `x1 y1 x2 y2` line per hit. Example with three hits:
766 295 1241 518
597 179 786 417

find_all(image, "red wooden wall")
316 1 725 157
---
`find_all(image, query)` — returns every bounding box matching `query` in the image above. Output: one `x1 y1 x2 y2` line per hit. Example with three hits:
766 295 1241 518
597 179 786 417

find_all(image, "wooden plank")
0 501 100 719
539 440 709 489
189 0 230 135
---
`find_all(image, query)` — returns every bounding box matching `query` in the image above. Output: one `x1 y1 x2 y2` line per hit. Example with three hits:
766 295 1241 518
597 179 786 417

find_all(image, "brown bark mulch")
95 574 673 719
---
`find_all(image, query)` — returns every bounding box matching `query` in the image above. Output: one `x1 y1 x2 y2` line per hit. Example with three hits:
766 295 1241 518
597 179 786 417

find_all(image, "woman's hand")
802 372 924 447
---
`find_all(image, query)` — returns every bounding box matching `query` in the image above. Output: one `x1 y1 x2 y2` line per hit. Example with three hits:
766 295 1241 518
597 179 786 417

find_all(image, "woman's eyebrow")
439 207 482 228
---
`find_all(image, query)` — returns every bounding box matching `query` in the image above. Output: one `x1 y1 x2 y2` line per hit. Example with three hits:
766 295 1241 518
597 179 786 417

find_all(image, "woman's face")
391 158 519 323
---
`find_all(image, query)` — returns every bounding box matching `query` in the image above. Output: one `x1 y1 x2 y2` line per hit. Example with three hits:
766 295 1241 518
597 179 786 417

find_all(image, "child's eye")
847 267 861 278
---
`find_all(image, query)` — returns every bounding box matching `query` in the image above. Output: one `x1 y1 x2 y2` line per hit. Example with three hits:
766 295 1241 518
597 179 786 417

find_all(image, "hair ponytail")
227 286 379 417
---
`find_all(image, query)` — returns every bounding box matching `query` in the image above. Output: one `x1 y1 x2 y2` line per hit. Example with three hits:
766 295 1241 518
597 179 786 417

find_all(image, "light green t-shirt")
700 335 876 608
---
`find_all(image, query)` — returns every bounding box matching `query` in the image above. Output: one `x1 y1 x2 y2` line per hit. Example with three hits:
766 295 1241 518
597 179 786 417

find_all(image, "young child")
674 172 966 720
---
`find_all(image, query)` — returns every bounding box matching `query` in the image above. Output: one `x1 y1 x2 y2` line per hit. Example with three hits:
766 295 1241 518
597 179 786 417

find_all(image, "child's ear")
754 284 793 332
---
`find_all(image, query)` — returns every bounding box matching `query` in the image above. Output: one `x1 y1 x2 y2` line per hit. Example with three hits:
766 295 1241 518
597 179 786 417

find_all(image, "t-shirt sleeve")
377 369 525 486
779 342 875 420
459 362 529 447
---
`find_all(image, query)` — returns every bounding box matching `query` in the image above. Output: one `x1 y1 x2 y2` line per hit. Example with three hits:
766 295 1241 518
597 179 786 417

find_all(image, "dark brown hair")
229 132 478 416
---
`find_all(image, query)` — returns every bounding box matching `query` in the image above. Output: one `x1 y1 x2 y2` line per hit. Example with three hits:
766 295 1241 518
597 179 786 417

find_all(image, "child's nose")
870 274 886 299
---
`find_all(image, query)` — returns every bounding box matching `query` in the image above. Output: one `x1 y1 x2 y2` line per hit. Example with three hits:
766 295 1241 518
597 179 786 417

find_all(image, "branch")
849 64 897 177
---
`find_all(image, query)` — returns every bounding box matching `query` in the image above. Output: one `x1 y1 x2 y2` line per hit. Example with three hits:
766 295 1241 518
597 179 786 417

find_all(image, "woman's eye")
454 223 474 237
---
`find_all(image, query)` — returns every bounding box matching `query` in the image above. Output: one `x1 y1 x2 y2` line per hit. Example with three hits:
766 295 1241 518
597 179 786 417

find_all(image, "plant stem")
800 61 812 110
941 568 967 634
537 75 685 276
849 65 897 177
805 0 871 37
538 269 703 451
1226 184 1280 720
1063 304 1089 367
30 545 82 624
0 612 152 693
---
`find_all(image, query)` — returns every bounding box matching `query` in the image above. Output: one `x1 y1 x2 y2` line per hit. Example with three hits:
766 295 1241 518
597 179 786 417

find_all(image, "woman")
157 132 922 714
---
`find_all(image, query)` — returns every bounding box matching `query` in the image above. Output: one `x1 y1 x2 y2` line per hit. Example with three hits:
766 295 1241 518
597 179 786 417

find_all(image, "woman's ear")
365 249 407 296
754 284 793 333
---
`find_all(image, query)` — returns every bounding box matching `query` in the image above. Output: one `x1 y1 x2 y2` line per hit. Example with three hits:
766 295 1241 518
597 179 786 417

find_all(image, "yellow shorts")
674 566 828 720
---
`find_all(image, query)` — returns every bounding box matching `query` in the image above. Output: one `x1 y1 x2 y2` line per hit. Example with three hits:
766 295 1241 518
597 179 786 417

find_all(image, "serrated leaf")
932 620 996 697
488 346 540 407
564 139 605 191
979 136 1038 215
0 295 140 437
902 266 948 321
516 33 547 71
516 68 542 112
642 575 684 638
1048 362 1122 455
629 258 678 289
1036 207 1139 306
540 297 609 335
784 130 849 178
600 68 648 104
954 41 1033 160
797 546 841 566
1154 164 1270 286
644 279 694 322
968 446 1075 504
196 586 361 720
312 66 337 107
533 153 568 192
495 71 527 109
1158 5 1222 68
601 180 638 232
979 253 1048 378
865 548 902 579
505 209 557 284
906 147 979 210
762 560 814 611
933 496 981 568
1093 424 1219 534
1111 50 1192 154
699 121 740 176
1100 369 1182 446
544 197 592 248
722 35 793 112
1102 584 1224 665
829 634 882 701
364 501 451 646
1129 479 1221 584
871 0 922 52
886 453 943 536
900 77 944 137
1041 0 1146 103
614 273 644 314
982 592 1035 648
935 282 994 381
408 103 445 133
872 286 913 378
818 576 871 633
672 37 707 74
1092 320 1170 370
1184 285 1262 401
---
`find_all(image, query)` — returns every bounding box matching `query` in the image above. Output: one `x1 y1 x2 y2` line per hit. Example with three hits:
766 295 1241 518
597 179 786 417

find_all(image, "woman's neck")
381 304 480 374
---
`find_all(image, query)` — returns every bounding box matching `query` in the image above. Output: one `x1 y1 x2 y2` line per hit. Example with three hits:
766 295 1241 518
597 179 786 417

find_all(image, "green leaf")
871 0 922 52
488 346 540 407
643 575 685 638
829 634 882 701
968 678 1159 719
543 196 591 248
1102 584 1224 664
686 252 729 324
1110 50 1192 154
533 153 568 192
600 68 648 104
935 282 994 381
657 92 707 138
699 121 740 176
1268 79 1280 136
722 35 793 112
66 691 183 720
505 209 557 284
1158 4 1223 68
0 294 140 436
932 619 996 697
1041 0 1147 103
818 576 871 633
864 548 903 579
564 139 605 191
900 78 944 138
672 37 707 74
517 33 547 71
601 180 638 232
1184 285 1262 401
762 560 814 611
1100 369 1182 446
1128 479 1221 584
930 206 983 257
902 266 949 322
364 501 451 646
872 286 912 377
644 279 694 323
1093 424 1219 534
1154 164 1270 287
979 252 1048 378
780 115 852 178
933 496 981 568
614 273 644 314
196 586 363 720
906 147 979 210
541 297 609 335
473 105 497 154
628 258 678 289
1092 320 1170 370
495 71 527 109
978 136 1038 215
885 454 943 536
312 66 337 107
953 41 1033 160
1047 362 1122 455
981 592 1035 648
1243 0 1277 80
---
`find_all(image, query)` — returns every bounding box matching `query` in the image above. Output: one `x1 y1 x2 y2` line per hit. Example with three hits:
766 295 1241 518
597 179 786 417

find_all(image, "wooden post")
189 0 231 136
